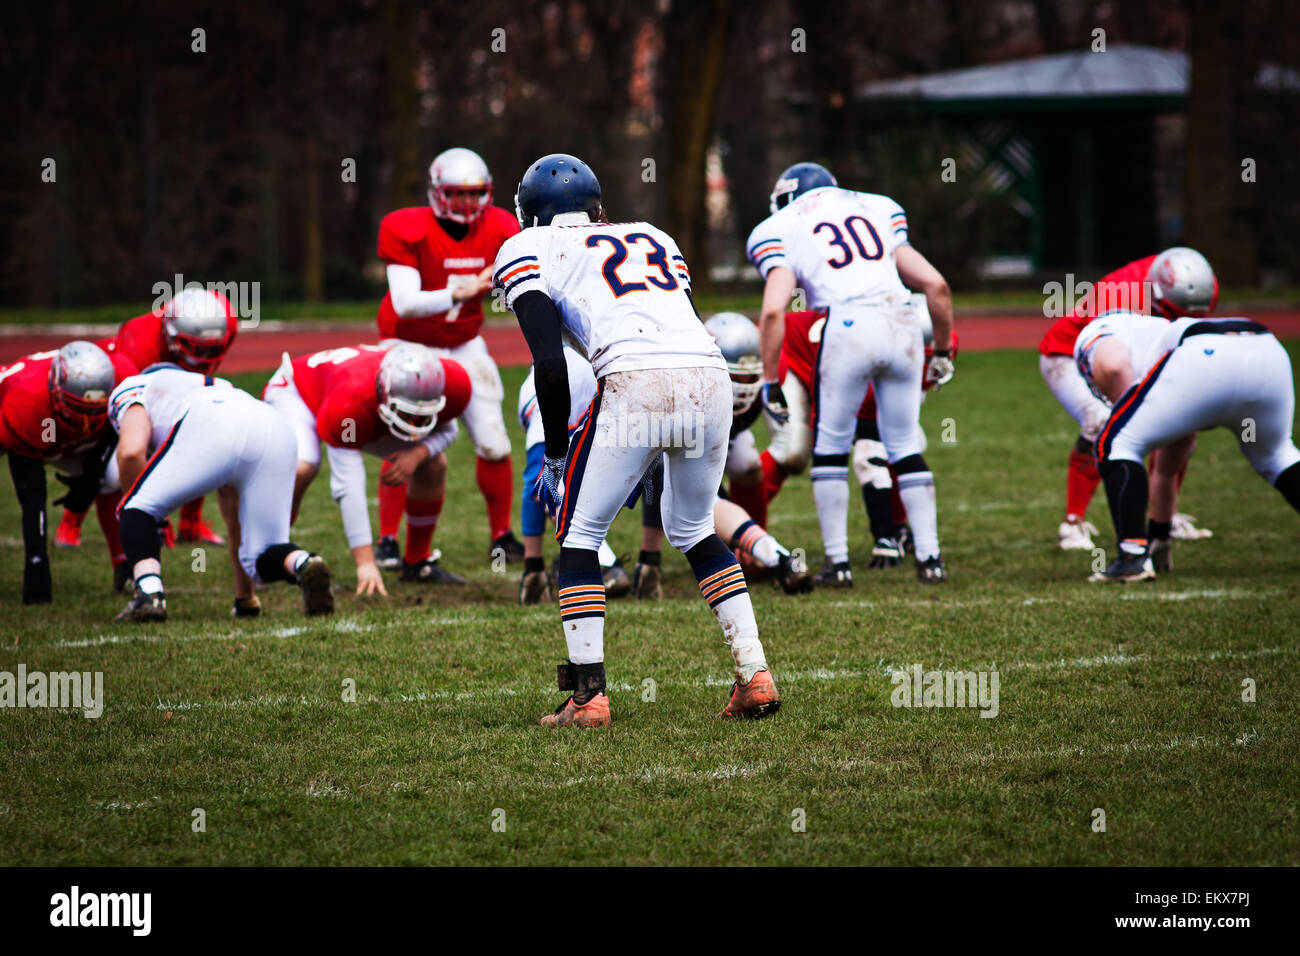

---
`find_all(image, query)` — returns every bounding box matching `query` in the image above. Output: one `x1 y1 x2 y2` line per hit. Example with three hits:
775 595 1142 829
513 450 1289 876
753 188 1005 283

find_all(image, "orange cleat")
55 511 83 548
178 517 225 546
540 693 612 728
721 669 781 720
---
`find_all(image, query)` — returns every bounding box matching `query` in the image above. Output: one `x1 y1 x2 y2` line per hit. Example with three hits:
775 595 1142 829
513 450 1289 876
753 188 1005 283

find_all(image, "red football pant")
378 462 406 540
760 450 788 505
96 491 125 565
728 478 768 529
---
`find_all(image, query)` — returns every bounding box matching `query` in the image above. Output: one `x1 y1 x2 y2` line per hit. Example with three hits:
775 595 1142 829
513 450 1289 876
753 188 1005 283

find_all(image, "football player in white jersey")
109 365 333 621
1075 314 1300 582
516 345 632 604
496 153 780 727
747 163 955 585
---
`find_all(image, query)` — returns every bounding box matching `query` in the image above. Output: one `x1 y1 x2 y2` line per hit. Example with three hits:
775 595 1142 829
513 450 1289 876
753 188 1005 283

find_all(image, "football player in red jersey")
373 147 525 570
1038 248 1218 550
263 342 471 596
55 287 238 550
1 341 134 602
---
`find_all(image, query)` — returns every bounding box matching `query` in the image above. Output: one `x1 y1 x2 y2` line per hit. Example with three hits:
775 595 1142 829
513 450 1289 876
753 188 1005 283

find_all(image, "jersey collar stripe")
494 255 538 281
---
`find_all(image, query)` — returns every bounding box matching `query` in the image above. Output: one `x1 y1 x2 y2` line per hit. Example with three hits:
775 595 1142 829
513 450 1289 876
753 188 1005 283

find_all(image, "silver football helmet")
704 312 762 413
48 340 115 431
376 343 448 441
162 287 234 372
428 147 493 225
1147 247 1217 318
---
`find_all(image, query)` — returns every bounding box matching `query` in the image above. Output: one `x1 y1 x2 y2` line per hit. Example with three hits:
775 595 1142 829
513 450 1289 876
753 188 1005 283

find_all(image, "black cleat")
232 595 262 618
896 524 914 555
375 536 402 571
490 531 526 565
403 557 466 584
868 537 903 569
773 551 814 594
817 559 853 588
1149 537 1173 574
519 569 553 605
1089 552 1155 583
297 554 335 615
603 561 632 599
115 586 167 623
916 554 948 583
632 562 662 600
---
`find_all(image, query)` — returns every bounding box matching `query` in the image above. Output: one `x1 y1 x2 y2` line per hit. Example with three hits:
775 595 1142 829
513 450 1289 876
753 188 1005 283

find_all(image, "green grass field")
2 347 1297 865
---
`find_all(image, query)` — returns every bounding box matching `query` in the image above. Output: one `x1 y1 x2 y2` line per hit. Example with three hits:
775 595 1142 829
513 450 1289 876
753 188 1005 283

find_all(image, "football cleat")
773 552 814 594
375 536 402 570
721 669 781 719
402 558 466 585
896 524 914 555
178 517 225 546
114 586 167 623
1170 513 1213 540
916 554 948 583
1057 519 1098 550
296 554 334 616
816 558 853 588
868 537 903 569
232 595 262 618
519 569 553 605
489 530 526 565
603 561 632 599
632 562 662 600
54 512 83 548
112 562 132 594
1089 552 1156 583
1149 537 1173 574
540 693 612 728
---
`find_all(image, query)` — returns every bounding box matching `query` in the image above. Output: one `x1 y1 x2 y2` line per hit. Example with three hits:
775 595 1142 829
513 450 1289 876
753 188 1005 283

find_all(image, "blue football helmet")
515 153 602 228
769 162 838 214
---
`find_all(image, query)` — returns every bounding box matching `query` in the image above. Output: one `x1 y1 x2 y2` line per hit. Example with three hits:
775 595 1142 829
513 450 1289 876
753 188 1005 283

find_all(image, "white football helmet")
1147 247 1218 318
428 148 493 225
162 287 235 373
49 341 115 431
376 344 448 441
704 312 762 413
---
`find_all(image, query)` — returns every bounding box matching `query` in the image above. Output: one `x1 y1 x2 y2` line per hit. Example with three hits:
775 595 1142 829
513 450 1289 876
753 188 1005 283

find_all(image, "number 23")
586 233 679 297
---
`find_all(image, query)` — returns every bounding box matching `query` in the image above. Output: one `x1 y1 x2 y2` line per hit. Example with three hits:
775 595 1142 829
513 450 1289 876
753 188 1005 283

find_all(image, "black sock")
862 484 896 541
1148 518 1172 541
524 556 545 574
1276 462 1300 514
638 549 661 566
1100 458 1149 549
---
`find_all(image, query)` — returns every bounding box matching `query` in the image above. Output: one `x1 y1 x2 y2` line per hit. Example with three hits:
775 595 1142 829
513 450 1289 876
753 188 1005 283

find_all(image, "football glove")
51 471 102 514
761 381 789 425
535 454 566 519
925 352 955 390
624 459 663 510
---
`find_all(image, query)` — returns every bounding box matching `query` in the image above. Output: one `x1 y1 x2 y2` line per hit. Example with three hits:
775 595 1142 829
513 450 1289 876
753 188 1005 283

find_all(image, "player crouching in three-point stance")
499 153 779 727
749 162 955 586
1075 313 1300 582
263 343 470 595
111 364 333 622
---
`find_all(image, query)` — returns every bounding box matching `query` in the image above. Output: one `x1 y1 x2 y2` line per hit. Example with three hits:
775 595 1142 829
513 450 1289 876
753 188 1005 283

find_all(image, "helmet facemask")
727 358 762 413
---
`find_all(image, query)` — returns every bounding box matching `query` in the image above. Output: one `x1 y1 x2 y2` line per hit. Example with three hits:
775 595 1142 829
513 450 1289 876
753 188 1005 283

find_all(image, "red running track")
5 310 1300 374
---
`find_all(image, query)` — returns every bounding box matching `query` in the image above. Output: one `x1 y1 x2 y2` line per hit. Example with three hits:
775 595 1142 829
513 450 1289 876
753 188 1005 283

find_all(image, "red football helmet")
48 341 115 432
428 148 493 225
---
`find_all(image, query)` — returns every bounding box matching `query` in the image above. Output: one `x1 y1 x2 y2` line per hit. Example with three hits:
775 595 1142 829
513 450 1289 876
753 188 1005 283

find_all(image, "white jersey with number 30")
494 220 724 379
746 186 911 310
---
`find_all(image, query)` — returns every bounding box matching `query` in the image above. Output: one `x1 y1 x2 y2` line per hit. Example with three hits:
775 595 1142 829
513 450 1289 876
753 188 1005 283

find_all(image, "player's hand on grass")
382 445 429 485
926 352 955 390
355 562 388 597
761 381 789 425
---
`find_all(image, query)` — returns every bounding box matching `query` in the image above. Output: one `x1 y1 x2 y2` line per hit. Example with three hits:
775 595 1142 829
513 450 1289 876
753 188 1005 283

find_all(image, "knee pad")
1081 412 1108 442
255 542 299 584
852 439 892 488
892 453 930 477
471 419 512 461
556 546 601 576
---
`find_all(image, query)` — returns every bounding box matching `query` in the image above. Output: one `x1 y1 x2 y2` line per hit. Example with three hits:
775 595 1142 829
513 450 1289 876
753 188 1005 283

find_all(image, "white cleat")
1057 519 1098 551
1170 513 1213 540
